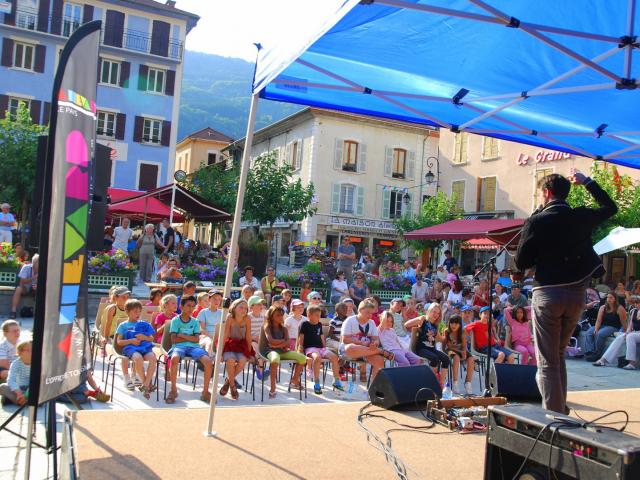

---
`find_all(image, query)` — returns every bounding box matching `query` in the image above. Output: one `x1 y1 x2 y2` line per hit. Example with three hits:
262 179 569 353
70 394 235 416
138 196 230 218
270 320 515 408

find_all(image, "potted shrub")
87 250 137 289
0 243 26 286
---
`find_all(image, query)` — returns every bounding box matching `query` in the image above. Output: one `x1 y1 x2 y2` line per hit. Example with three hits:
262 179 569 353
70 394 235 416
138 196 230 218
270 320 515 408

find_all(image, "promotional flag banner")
29 21 101 405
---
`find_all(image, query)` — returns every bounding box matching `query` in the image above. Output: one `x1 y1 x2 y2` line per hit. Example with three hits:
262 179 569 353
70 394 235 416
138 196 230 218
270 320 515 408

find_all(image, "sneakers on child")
314 383 322 395
123 375 134 391
133 376 143 387
256 368 264 381
333 382 345 392
464 382 473 395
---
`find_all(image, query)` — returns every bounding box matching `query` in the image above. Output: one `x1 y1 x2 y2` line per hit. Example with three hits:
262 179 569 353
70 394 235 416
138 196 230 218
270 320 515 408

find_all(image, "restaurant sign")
517 150 572 166
330 216 395 232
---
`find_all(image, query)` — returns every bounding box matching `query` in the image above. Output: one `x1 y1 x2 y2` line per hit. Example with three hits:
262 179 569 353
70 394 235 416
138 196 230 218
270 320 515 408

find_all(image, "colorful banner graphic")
29 21 101 405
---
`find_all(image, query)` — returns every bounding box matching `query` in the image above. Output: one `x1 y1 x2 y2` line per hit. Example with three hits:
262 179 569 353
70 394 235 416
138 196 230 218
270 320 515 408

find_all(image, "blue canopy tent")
206 0 640 433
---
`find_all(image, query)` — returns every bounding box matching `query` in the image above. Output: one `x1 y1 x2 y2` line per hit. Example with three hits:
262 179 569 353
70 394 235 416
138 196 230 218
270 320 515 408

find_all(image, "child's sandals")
165 390 177 404
380 349 395 361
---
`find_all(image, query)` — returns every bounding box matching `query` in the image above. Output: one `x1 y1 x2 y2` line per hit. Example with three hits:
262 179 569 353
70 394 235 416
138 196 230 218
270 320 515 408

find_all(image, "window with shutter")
207 153 216 165
478 177 497 212
451 181 465 211
356 187 364 216
100 59 120 86
333 138 343 170
482 137 500 160
392 148 406 178
339 184 356 214
62 2 82 37
97 111 116 138
381 189 391 219
142 118 161 144
8 98 30 121
13 42 35 70
138 163 159 191
15 1 37 29
342 140 358 172
357 143 367 173
331 183 341 214
388 191 404 219
146 68 165 94
384 147 393 177
453 133 468 164
294 139 302 170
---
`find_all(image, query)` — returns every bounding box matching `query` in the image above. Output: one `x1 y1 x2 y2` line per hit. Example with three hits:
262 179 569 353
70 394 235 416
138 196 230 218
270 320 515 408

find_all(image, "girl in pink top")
378 313 423 367
153 294 178 343
505 306 536 365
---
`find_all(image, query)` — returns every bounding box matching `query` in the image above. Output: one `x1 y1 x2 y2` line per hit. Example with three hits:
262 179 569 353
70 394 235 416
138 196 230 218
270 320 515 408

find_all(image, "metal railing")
8 8 184 60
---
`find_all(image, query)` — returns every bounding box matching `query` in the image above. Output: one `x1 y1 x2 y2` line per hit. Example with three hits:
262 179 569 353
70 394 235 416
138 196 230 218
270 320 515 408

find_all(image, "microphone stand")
471 232 522 397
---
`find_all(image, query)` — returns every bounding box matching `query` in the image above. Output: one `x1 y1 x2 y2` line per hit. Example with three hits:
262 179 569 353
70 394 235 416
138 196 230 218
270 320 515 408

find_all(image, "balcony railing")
6 8 184 61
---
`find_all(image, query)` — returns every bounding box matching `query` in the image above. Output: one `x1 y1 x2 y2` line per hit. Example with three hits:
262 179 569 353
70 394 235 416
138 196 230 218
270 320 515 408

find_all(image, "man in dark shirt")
158 218 175 253
515 170 616 413
442 250 457 273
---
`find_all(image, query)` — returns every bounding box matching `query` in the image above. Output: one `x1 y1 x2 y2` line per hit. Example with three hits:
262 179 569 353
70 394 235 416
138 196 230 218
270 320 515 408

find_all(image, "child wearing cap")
198 290 223 353
304 291 328 318
284 299 307 350
271 294 286 310
115 300 157 399
465 306 516 364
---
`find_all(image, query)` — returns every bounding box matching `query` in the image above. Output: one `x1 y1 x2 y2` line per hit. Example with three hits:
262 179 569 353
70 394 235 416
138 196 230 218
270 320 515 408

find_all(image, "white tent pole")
205 92 259 437
604 143 640 160
624 0 636 77
169 182 176 224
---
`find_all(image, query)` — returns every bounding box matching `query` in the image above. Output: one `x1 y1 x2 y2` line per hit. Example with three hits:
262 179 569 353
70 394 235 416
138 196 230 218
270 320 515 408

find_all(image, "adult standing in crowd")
137 224 164 283
442 249 457 273
0 203 16 244
515 170 616 414
157 218 175 254
337 236 356 284
112 217 133 253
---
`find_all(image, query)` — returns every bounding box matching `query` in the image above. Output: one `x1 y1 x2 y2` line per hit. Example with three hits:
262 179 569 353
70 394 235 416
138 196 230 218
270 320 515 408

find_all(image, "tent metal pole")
24 406 36 480
624 0 636 77
169 183 176 225
469 0 621 82
374 0 620 43
604 143 640 160
205 92 259 438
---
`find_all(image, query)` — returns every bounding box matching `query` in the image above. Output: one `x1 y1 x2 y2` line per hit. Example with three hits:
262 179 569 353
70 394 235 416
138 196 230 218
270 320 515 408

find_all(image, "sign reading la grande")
517 150 572 167
330 216 395 231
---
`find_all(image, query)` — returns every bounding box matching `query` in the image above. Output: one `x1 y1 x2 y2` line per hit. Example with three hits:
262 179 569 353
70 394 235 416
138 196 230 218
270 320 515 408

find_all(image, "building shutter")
484 177 497 211
3 0 16 25
29 100 41 125
104 10 124 48
37 0 51 32
407 150 416 180
384 147 393 177
331 183 341 214
82 4 94 24
284 142 291 166
34 45 46 73
1 38 14 67
295 139 303 170
381 189 391 219
43 101 51 125
50 0 63 35
0 95 8 118
137 64 148 90
164 69 175 96
356 186 364 216
151 20 170 57
357 143 367 173
133 116 144 143
119 61 130 88
161 120 171 147
333 138 343 170
460 133 468 163
138 164 159 191
115 113 126 140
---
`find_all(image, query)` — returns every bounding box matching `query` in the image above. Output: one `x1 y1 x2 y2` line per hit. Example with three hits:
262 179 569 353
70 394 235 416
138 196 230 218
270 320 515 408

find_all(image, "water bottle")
348 377 355 394
442 381 452 400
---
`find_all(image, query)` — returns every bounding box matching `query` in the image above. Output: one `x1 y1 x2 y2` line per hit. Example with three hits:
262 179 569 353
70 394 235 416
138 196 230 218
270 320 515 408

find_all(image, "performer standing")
515 170 617 413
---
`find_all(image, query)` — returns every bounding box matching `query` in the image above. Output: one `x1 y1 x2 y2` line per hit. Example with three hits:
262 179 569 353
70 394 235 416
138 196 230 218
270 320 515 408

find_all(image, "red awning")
461 238 500 250
107 188 184 223
404 219 524 246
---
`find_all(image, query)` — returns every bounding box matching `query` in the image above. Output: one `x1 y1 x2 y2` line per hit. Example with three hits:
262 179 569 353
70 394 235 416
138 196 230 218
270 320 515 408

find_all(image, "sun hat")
1 203 10 209
308 291 322 300
461 305 473 312
113 286 130 297
480 306 491 313
391 297 406 305
271 294 284 302
207 289 223 297
248 295 265 307
291 299 304 307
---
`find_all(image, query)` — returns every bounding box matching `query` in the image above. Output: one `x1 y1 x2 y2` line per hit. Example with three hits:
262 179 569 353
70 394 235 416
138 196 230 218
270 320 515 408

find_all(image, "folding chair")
257 328 305 401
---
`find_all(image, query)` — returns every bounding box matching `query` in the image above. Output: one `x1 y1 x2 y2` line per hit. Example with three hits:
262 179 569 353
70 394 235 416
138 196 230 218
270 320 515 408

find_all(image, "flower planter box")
371 289 411 304
88 272 136 291
0 267 19 287
289 286 329 300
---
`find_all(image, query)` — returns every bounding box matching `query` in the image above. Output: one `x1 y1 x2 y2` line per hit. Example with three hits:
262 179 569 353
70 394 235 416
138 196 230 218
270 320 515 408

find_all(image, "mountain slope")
178 51 302 141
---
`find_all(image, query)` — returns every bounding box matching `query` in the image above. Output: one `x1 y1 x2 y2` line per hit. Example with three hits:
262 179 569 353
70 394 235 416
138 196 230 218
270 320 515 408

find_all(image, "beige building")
437 130 640 277
226 108 439 262
175 127 234 174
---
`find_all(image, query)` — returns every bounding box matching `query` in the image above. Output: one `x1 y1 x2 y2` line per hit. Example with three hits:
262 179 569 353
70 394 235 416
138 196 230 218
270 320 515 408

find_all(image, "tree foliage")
394 191 462 252
0 102 48 221
181 160 239 214
567 162 640 243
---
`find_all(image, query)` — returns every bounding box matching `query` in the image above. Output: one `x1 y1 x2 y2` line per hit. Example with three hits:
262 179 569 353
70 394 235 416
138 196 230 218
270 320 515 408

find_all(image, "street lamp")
403 192 411 205
424 156 439 187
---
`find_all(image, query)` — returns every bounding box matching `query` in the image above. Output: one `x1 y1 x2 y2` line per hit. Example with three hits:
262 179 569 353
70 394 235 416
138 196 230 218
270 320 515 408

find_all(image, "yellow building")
175 127 234 174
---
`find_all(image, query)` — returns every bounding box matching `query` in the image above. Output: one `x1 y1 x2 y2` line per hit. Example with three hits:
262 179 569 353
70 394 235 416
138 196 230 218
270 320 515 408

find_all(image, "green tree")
567 162 640 243
0 102 48 231
181 160 239 214
394 191 462 254
243 152 316 265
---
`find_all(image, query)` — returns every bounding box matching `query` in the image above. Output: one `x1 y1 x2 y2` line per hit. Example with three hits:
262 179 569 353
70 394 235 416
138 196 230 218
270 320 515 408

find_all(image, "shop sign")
517 150 571 166
329 216 395 231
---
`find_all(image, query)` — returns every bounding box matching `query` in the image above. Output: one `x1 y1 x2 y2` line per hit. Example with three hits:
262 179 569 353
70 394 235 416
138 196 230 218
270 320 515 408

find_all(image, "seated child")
284 299 307 350
299 305 344 394
154 294 178 343
166 296 213 404
197 290 223 353
378 313 423 367
0 340 31 405
505 306 536 365
405 303 449 386
115 300 157 399
465 306 516 364
146 288 162 307
443 315 475 395
193 291 210 318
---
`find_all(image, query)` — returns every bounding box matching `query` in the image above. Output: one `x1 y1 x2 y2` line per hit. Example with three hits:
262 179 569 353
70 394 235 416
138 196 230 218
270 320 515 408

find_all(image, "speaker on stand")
86 143 112 251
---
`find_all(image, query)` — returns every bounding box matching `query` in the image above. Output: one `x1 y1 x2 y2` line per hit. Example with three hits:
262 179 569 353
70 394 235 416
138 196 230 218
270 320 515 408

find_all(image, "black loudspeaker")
485 404 640 479
490 363 541 401
29 135 49 250
368 365 442 409
86 143 112 251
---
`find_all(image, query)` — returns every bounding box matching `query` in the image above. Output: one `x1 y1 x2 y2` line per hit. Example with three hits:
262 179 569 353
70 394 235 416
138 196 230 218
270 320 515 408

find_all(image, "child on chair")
378 312 422 367
115 300 157 399
443 315 475 395
505 306 536 365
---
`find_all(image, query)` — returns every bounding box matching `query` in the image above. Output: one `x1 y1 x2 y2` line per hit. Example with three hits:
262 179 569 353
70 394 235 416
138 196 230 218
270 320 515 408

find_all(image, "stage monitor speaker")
86 143 112 251
29 135 49 250
368 365 442 409
485 404 640 479
490 363 541 402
